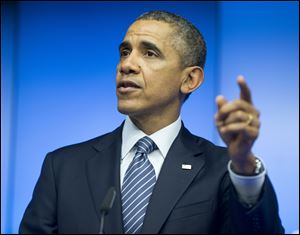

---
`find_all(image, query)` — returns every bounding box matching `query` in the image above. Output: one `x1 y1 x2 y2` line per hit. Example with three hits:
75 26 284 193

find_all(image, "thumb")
216 95 227 110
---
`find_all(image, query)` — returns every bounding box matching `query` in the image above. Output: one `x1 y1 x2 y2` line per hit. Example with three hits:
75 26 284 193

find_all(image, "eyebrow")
119 40 164 57
119 41 131 51
140 41 163 55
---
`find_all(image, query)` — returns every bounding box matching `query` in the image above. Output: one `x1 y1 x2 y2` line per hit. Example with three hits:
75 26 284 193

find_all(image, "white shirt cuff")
228 157 266 206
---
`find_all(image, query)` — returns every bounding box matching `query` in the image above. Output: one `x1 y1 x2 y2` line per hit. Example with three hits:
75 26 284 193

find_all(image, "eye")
145 50 158 57
120 49 131 57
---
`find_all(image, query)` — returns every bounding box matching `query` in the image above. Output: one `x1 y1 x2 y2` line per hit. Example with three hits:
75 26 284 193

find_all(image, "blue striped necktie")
121 136 157 234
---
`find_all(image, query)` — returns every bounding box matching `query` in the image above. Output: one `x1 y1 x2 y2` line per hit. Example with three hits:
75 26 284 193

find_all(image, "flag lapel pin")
181 164 192 170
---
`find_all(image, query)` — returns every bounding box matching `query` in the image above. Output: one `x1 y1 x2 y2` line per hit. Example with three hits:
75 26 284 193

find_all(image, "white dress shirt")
121 116 181 185
120 116 266 205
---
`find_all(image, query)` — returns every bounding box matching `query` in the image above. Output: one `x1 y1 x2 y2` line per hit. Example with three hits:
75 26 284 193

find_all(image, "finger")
222 110 260 127
219 123 259 139
215 95 227 125
216 95 227 110
237 75 252 104
218 100 259 120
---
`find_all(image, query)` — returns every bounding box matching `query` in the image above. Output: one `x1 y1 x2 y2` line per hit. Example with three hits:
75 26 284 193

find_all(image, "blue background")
1 1 299 233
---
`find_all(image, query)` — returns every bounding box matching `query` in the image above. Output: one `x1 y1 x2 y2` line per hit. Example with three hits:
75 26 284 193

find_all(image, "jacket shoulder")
47 124 123 162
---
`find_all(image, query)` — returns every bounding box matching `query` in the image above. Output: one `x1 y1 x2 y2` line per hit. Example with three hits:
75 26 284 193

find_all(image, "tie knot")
135 136 157 154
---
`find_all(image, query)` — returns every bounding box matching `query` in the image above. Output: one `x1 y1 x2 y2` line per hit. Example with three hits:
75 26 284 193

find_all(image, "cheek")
146 76 181 99
141 62 183 98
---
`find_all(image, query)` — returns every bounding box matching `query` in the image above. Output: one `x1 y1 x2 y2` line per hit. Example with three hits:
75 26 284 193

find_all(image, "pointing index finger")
237 75 252 104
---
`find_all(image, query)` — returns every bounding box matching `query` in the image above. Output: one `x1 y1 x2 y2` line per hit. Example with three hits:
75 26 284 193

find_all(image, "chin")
117 102 138 115
117 106 130 115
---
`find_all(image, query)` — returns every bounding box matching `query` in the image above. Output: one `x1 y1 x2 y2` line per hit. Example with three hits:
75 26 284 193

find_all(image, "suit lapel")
142 125 206 234
85 124 124 234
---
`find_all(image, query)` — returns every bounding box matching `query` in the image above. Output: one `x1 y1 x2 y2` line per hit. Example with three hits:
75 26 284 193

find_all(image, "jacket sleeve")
19 153 58 234
228 175 285 234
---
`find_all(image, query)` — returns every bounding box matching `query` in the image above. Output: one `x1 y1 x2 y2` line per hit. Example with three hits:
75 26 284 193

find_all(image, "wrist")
231 155 263 176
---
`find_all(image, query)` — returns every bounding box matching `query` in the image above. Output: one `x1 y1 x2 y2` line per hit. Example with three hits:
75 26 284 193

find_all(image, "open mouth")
117 80 141 93
117 80 141 89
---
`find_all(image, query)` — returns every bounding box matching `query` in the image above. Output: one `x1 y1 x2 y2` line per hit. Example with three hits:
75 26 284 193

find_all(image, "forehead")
124 20 174 45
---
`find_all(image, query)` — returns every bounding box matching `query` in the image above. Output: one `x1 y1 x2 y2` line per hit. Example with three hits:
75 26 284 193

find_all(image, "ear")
180 66 204 96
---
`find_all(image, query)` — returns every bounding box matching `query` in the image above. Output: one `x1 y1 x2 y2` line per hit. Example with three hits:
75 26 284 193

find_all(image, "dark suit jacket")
19 123 284 234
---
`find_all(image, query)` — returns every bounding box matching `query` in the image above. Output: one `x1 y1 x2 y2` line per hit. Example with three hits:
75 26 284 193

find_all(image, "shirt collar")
121 116 182 159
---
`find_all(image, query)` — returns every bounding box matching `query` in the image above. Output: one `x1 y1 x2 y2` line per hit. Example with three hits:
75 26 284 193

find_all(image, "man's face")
116 20 185 117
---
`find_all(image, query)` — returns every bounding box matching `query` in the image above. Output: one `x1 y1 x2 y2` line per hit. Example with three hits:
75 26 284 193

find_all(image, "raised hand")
215 75 260 175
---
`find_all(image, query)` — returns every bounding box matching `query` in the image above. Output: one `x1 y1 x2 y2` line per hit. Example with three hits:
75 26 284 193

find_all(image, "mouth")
117 80 141 94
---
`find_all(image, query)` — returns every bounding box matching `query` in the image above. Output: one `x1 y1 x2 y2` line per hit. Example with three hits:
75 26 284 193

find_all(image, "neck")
129 111 180 135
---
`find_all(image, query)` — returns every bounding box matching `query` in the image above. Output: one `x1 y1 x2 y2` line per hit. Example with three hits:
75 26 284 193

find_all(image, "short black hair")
137 11 206 68
136 11 206 101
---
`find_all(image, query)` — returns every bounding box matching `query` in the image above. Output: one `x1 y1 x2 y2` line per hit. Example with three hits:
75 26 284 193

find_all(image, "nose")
119 52 140 75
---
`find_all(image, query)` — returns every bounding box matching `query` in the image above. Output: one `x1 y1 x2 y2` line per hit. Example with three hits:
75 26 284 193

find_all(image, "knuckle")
236 110 244 120
236 99 243 107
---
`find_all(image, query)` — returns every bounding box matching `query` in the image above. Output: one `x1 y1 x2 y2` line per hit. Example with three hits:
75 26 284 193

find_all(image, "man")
19 11 284 234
